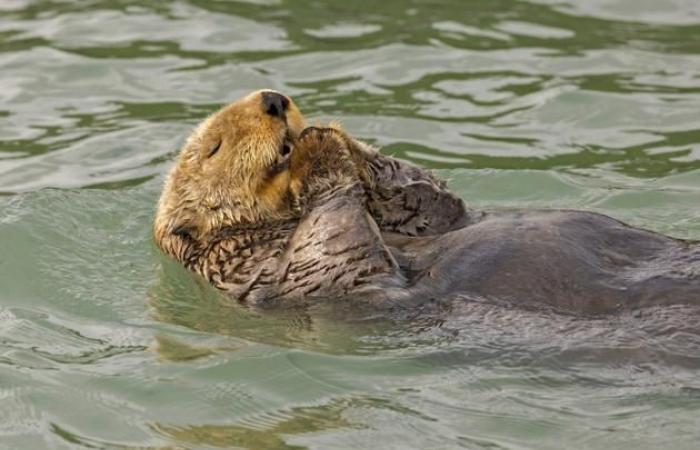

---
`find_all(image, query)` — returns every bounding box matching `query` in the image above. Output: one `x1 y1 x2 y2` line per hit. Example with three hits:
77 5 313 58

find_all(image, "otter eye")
207 140 222 158
281 143 291 156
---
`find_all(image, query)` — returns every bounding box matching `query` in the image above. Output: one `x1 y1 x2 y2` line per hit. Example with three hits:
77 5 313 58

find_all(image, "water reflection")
149 258 419 355
151 397 356 450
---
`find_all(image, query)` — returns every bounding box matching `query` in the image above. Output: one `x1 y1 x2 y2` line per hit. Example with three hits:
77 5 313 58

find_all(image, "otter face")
155 90 306 248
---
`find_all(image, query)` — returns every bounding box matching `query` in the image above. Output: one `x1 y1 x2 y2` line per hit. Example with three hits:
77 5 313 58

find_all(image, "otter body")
155 90 700 315
386 209 700 314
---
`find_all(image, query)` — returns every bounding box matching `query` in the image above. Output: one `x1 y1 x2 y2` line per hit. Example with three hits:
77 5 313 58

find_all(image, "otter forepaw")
289 127 363 201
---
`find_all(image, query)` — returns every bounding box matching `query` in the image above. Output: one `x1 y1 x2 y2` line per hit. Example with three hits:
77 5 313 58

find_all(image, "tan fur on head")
154 90 306 259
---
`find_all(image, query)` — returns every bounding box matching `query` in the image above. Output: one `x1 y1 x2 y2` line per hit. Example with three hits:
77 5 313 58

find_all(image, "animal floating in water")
154 90 700 315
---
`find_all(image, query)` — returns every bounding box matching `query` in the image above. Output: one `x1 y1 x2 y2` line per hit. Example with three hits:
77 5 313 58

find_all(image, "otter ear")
167 214 201 241
172 223 195 240
154 217 199 260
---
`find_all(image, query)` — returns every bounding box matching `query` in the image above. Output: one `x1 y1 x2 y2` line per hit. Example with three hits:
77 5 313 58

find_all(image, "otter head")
154 90 306 256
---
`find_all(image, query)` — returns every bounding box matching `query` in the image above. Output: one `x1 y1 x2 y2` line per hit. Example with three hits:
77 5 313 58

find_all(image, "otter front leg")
256 127 406 304
365 154 470 236
335 131 470 236
272 184 402 303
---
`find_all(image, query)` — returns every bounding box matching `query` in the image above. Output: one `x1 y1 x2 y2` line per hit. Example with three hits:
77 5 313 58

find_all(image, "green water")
1 0 700 448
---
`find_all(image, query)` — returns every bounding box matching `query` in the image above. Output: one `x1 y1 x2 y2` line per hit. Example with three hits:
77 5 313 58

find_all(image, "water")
1 0 700 448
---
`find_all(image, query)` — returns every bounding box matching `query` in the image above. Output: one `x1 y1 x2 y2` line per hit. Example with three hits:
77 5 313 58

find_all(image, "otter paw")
290 127 363 200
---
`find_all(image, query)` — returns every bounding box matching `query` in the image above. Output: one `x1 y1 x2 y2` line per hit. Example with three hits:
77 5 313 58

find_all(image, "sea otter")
154 90 700 315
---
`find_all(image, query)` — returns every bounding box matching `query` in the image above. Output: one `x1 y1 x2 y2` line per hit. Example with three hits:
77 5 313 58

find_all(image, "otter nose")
261 91 290 118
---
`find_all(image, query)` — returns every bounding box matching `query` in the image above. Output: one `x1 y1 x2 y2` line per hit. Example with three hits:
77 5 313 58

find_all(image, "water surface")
1 1 700 448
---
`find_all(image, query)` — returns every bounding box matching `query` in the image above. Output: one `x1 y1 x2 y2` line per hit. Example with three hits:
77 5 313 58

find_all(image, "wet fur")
155 91 700 315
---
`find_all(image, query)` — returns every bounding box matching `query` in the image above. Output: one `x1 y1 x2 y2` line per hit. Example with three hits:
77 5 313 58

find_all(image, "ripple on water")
1 0 700 448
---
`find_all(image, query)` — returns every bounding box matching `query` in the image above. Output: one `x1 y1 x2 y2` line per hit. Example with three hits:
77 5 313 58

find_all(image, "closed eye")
207 140 222 158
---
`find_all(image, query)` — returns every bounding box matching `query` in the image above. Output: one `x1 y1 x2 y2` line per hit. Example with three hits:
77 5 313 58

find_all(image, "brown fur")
154 90 305 261
154 93 404 305
155 90 700 315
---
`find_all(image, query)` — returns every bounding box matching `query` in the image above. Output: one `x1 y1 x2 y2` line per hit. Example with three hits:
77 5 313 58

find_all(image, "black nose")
261 91 289 118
